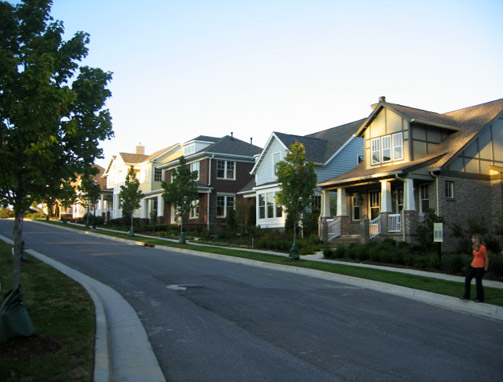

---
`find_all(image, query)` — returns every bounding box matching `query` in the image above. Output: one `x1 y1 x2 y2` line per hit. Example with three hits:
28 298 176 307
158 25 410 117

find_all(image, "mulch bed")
0 335 61 359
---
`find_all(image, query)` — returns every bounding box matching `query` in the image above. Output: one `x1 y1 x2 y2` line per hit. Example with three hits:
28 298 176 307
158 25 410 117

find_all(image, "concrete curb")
0 233 166 382
0 234 112 382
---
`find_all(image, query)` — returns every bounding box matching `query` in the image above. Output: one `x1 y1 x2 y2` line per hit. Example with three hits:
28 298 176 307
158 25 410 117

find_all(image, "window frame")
216 194 235 217
445 181 454 199
392 132 403 161
154 168 162 182
381 135 391 163
190 161 200 181
272 152 282 176
216 160 236 180
371 138 381 165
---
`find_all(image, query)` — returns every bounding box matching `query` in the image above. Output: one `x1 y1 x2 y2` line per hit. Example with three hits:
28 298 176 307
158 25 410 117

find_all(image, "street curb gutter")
0 234 111 382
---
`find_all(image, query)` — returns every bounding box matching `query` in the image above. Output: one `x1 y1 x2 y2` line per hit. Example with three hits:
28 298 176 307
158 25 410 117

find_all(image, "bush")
0 208 14 218
489 252 503 279
442 254 467 275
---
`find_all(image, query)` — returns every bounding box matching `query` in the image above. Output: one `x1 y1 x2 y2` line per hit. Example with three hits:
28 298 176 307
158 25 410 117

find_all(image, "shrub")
442 254 467 275
489 252 503 279
333 245 347 259
323 246 334 259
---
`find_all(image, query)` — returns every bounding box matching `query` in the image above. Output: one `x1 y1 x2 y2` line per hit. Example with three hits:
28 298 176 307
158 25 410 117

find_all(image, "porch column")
141 198 148 219
157 195 164 217
321 189 331 217
404 178 416 211
380 180 392 213
336 187 347 216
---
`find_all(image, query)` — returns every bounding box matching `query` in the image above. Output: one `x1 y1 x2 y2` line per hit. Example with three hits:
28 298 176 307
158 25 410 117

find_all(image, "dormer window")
184 144 195 156
371 133 403 165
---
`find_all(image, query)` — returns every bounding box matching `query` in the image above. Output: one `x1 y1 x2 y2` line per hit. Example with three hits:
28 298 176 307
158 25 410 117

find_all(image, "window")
371 138 380 164
369 191 380 220
351 194 361 221
445 181 454 199
217 160 235 180
371 133 403 165
381 135 391 162
216 195 235 217
259 194 266 219
357 154 364 164
189 199 199 219
190 161 200 180
419 184 429 213
392 188 404 213
257 192 282 219
393 133 403 160
154 168 162 182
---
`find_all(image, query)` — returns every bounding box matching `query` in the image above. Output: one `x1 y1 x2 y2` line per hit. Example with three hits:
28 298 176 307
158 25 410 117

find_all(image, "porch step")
329 234 361 245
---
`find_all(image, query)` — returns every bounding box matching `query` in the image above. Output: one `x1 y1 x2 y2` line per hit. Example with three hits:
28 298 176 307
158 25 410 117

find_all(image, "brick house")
157 134 262 229
318 97 503 251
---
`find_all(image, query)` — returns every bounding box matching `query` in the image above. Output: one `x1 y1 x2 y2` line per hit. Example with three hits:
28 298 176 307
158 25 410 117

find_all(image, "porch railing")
327 217 341 241
369 215 381 239
388 214 401 232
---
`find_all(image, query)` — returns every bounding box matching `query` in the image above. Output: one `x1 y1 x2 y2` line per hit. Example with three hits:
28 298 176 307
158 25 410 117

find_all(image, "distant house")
158 134 262 229
103 144 182 221
318 97 503 250
243 120 365 229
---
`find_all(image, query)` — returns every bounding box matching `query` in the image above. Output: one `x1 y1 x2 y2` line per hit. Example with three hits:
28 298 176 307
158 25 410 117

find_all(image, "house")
244 120 365 229
103 144 182 221
318 97 503 251
157 134 262 229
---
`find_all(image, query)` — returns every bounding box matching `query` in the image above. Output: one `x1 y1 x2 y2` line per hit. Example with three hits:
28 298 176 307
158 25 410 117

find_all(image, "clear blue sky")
47 0 503 167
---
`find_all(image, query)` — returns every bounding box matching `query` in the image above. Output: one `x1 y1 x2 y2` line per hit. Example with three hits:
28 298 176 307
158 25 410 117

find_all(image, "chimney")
250 137 253 145
135 144 145 155
230 132 234 140
379 96 386 103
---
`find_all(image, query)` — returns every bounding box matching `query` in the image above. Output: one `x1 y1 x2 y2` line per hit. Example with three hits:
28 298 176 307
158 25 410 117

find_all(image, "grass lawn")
49 220 503 307
0 240 95 382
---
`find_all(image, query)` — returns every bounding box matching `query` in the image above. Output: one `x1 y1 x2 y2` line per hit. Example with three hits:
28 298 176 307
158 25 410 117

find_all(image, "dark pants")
464 266 485 301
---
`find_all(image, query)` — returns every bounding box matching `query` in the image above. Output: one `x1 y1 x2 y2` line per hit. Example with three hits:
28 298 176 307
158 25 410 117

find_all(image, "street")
1 220 502 382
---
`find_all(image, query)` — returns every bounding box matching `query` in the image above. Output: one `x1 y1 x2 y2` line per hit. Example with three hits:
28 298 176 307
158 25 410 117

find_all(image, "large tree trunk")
13 209 24 289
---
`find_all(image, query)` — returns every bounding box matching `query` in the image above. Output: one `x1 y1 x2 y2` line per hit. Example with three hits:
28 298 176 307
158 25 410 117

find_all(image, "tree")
161 156 198 243
118 166 143 236
79 169 101 227
0 0 113 289
276 142 317 259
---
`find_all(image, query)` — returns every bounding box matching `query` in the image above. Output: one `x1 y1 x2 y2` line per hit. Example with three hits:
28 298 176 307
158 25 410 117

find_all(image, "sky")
46 0 503 168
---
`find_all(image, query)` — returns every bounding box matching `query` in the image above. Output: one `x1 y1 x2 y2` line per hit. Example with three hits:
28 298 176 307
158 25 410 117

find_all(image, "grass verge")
48 220 503 307
0 240 95 382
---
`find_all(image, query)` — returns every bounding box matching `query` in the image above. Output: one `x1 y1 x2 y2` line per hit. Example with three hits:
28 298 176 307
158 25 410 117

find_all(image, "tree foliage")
0 0 113 288
161 156 198 231
118 166 143 222
275 142 317 243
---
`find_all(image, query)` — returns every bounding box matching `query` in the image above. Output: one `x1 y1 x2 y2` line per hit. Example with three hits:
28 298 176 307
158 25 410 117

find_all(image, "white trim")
250 133 290 175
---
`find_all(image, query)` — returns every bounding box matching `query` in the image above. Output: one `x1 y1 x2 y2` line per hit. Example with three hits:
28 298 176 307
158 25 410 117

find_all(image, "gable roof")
142 144 180 163
319 98 503 188
118 152 149 164
202 135 262 157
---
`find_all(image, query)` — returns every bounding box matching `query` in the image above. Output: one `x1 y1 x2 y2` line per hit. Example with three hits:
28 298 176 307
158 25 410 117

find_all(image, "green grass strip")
0 240 94 382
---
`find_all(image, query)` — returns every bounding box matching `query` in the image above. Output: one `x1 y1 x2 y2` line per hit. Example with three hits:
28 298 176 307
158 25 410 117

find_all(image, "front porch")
319 177 426 245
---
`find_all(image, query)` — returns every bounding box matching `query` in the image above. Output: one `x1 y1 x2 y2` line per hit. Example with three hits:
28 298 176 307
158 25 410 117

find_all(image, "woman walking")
461 234 489 302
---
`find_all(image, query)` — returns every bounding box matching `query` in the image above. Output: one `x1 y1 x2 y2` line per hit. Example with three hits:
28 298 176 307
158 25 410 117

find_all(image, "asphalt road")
1 220 502 382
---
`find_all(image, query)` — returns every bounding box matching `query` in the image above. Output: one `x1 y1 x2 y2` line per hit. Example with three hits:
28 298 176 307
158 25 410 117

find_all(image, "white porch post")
321 190 331 217
336 187 347 216
381 180 392 213
141 198 148 219
157 195 164 217
404 178 416 211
